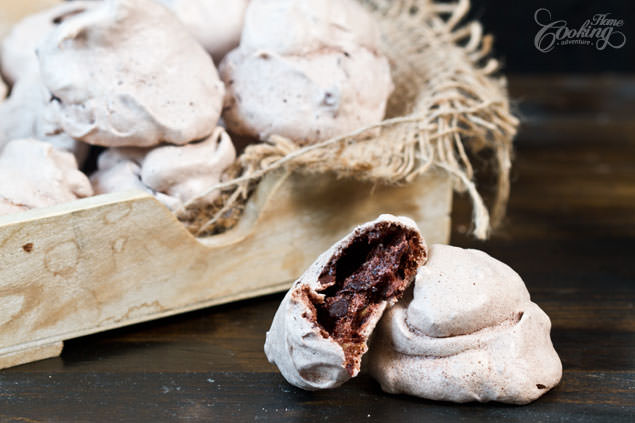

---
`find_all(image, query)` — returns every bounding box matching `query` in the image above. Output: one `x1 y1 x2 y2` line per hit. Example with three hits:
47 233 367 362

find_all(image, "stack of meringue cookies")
0 0 393 216
265 215 562 404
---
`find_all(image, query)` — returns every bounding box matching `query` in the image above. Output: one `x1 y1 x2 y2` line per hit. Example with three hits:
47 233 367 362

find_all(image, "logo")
534 8 626 53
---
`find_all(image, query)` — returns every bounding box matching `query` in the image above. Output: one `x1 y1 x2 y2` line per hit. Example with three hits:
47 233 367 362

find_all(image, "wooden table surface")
1 75 633 422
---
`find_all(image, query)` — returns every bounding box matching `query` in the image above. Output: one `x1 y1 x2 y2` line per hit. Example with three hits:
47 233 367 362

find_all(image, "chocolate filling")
311 222 424 374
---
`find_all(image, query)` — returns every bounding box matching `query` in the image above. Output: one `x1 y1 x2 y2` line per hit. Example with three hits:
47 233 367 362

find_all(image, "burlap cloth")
176 0 518 239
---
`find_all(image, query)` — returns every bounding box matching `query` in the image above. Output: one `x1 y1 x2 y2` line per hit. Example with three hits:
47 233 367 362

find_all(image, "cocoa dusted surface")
0 76 633 422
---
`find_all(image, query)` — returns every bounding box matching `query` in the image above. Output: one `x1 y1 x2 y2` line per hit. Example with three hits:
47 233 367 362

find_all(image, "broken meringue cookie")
0 139 93 216
91 129 236 211
367 244 563 404
37 0 225 148
155 0 249 63
0 1 96 85
219 0 393 145
265 215 427 390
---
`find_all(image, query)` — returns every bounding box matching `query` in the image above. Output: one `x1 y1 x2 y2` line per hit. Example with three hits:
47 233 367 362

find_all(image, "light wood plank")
0 171 452 368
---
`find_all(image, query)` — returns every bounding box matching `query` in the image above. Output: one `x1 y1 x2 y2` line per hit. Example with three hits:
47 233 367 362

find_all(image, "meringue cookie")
220 0 393 145
91 153 147 194
155 0 249 63
90 147 182 210
367 244 562 404
141 128 236 205
0 1 96 84
0 71 89 163
0 139 93 216
91 130 236 210
0 75 47 146
0 2 95 163
37 0 225 148
240 0 381 55
265 215 427 390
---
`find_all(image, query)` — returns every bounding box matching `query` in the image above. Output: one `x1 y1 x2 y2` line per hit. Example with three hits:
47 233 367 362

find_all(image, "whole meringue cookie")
91 130 236 210
141 128 236 205
0 1 96 84
220 0 393 145
240 0 380 54
91 154 146 194
367 244 563 404
155 0 249 63
0 2 94 164
37 0 225 148
265 215 427 390
0 71 89 163
0 75 47 145
0 139 93 216
90 147 183 210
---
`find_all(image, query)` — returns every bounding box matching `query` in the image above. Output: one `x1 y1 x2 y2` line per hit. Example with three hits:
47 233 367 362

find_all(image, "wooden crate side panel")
0 172 452 365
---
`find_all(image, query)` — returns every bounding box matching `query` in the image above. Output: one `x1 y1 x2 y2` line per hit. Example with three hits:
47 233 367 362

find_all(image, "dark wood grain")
0 75 633 422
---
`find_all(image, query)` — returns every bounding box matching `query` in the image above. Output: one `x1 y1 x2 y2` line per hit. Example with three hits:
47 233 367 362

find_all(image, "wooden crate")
0 170 452 368
0 0 455 369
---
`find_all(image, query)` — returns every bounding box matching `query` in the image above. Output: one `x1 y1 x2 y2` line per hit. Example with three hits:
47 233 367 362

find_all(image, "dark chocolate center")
312 223 423 374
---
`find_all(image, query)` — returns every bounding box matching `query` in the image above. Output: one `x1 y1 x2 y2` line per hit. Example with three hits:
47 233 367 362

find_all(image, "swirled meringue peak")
220 0 393 145
367 244 562 404
155 0 249 63
37 0 225 148
265 215 427 390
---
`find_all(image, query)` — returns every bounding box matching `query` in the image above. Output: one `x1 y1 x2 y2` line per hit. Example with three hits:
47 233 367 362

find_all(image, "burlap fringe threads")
176 0 519 240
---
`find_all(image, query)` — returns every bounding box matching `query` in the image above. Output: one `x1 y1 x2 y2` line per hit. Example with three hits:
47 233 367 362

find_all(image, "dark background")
467 0 635 73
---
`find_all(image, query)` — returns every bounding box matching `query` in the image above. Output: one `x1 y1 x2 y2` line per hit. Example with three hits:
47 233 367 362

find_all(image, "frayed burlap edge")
176 0 519 239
